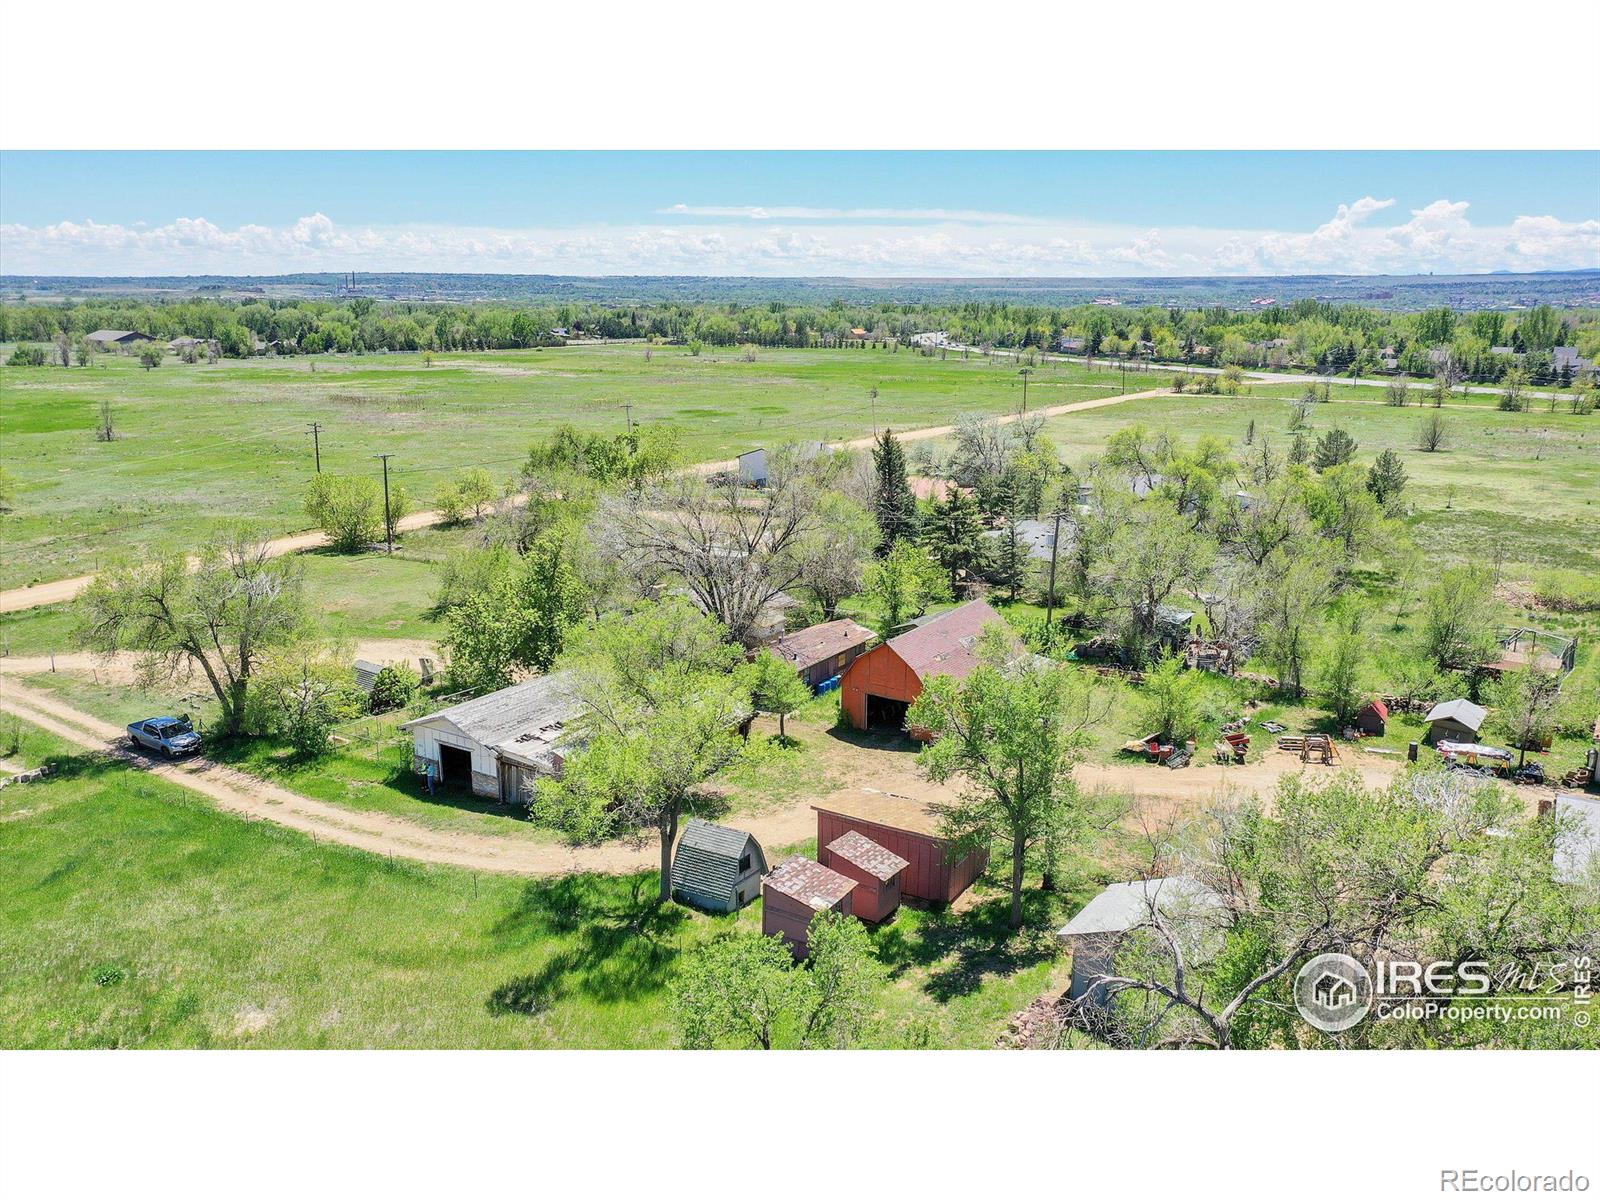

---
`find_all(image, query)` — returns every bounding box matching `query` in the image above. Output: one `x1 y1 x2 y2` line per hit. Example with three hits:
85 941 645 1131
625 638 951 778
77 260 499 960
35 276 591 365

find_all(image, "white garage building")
402 672 584 804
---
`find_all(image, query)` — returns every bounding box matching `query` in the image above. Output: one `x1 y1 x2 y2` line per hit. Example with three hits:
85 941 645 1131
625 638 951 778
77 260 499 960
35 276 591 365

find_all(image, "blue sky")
2 151 1596 276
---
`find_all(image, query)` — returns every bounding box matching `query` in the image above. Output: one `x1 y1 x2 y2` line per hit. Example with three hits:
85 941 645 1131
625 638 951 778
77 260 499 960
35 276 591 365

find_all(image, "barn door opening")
438 744 474 789
865 694 910 731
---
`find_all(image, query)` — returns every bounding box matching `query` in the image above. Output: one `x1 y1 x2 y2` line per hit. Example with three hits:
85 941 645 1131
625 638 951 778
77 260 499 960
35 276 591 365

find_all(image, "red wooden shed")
1355 698 1389 736
820 829 910 923
762 856 857 959
839 600 1013 738
812 789 988 905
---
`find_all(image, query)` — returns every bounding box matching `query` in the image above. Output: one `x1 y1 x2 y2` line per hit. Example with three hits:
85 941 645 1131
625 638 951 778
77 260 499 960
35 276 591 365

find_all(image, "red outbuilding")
762 856 857 958
812 789 989 905
839 600 1012 738
1356 698 1389 736
820 829 910 924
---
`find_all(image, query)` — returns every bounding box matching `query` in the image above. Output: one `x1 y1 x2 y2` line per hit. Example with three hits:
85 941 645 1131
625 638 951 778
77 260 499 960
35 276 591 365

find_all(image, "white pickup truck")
127 716 202 757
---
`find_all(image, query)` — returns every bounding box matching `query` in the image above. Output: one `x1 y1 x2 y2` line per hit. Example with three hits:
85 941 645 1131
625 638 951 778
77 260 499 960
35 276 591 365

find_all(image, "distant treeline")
1 295 1596 383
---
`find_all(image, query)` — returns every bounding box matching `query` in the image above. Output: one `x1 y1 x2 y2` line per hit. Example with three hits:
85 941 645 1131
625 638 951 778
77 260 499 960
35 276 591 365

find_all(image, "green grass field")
0 344 1131 588
1032 387 1600 571
0 727 1076 1049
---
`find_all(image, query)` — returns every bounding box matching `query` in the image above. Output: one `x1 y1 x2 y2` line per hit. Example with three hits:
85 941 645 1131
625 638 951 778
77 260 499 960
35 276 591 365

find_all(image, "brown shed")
821 829 909 923
1355 698 1388 736
812 789 988 905
771 618 877 691
762 856 857 958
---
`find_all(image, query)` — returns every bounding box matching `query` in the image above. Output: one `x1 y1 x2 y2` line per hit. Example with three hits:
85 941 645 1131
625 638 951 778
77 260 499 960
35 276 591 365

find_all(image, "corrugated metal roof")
1423 698 1487 730
1057 876 1224 938
671 819 764 902
826 830 909 881
885 599 1010 683
401 671 582 751
772 619 875 672
765 856 856 910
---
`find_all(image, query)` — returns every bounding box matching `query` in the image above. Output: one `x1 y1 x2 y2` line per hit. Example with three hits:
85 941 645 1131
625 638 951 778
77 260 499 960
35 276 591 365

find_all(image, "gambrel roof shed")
671 819 767 912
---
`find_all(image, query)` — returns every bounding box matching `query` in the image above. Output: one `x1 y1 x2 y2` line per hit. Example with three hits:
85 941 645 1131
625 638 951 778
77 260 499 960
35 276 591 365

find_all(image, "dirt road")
1 387 1171 615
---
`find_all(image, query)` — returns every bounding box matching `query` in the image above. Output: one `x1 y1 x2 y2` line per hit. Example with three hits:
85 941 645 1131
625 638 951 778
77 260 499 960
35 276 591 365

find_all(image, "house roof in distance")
772 619 875 672
1058 876 1225 938
826 830 910 881
1423 698 1487 730
764 857 857 910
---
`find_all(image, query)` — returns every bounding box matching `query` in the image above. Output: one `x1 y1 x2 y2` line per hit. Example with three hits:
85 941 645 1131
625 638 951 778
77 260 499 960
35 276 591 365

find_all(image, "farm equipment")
1121 733 1176 763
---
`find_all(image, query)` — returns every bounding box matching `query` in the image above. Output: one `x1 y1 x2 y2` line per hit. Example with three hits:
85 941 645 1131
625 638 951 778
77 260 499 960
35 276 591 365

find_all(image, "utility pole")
1019 366 1033 413
622 403 635 435
306 422 323 473
1045 507 1064 630
870 386 879 435
374 453 395 553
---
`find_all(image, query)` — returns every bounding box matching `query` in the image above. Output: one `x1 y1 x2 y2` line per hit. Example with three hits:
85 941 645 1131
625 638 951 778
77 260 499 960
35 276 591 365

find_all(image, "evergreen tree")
987 475 1026 602
922 484 985 594
1365 448 1408 510
870 428 917 550
1312 427 1358 471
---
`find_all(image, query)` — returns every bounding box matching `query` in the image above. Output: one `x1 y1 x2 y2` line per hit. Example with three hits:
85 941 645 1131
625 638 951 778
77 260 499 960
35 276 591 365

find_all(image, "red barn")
762 857 857 958
812 789 988 905
820 829 909 923
839 600 1012 737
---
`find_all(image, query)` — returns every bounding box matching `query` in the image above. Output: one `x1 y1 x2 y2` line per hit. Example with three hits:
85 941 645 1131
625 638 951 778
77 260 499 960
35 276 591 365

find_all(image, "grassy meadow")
0 343 1131 588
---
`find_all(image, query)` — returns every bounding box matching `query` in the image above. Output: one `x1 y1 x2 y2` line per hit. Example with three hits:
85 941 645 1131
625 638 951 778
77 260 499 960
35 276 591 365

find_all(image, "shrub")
368 663 420 714
1532 570 1600 613
7 343 48 366
305 475 383 552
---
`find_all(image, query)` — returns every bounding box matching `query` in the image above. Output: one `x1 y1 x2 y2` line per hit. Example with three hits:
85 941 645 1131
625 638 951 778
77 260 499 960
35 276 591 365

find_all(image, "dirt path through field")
1 387 1171 614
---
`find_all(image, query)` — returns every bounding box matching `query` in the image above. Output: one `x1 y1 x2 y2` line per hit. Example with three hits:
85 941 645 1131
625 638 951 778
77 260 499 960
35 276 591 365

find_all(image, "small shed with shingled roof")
762 857 857 958
820 829 909 923
670 819 767 913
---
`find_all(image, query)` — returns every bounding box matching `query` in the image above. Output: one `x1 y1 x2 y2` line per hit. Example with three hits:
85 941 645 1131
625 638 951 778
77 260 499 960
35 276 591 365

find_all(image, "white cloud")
3 198 1597 277
661 204 1034 223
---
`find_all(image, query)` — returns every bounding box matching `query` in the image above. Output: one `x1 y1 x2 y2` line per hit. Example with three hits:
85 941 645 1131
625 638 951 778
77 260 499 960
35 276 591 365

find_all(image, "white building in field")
401 672 583 804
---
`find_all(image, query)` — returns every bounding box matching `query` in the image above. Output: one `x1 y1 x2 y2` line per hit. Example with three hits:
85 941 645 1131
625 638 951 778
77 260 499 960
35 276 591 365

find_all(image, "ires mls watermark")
1292 953 1592 1033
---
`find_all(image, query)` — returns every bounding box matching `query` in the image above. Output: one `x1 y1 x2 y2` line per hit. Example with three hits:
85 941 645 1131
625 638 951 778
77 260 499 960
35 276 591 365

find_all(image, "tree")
534 600 749 902
1365 449 1408 510
1315 608 1369 724
1417 565 1500 674
368 663 420 714
305 475 383 552
1385 377 1411 407
671 912 880 1049
1417 412 1449 453
138 344 163 370
908 629 1115 928
870 428 918 549
1312 427 1358 471
77 528 306 736
1487 663 1563 767
745 648 811 739
444 533 587 690
862 541 948 633
921 484 985 593
1256 549 1332 698
598 469 823 647
247 642 365 756
794 494 874 619
1137 652 1208 743
434 467 497 525
1090 497 1214 663
1073 771 1594 1049
1498 366 1528 413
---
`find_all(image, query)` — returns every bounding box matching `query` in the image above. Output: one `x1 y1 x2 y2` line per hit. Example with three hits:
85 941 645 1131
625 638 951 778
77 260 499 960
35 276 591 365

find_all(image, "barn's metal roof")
671 819 765 902
826 830 909 881
1057 876 1224 939
883 599 1011 683
401 671 582 751
764 856 857 910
